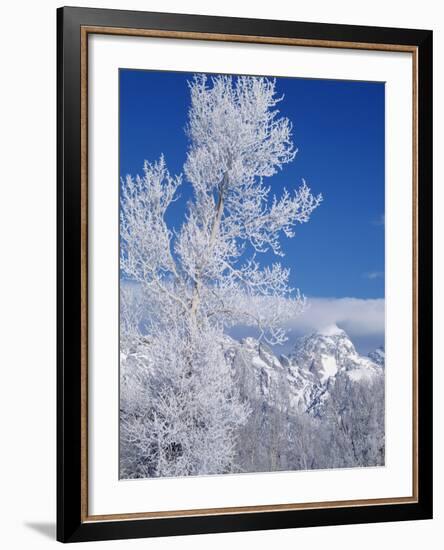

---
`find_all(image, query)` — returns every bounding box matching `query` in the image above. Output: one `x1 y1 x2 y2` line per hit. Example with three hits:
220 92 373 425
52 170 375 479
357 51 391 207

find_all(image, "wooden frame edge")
84 496 418 523
82 25 418 53
412 47 419 502
80 25 89 523
78 23 421 527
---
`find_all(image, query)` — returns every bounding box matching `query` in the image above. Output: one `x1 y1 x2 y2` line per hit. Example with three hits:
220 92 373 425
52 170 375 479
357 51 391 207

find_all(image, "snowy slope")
368 345 385 368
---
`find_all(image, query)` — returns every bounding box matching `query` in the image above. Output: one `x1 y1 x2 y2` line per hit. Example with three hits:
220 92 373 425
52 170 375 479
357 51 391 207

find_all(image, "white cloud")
279 297 385 355
288 297 384 334
122 279 385 356
372 213 385 226
228 297 384 355
364 271 384 280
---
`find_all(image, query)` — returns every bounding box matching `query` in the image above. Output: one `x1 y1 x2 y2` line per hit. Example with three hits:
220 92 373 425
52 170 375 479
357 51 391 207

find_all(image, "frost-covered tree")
120 318 250 478
120 74 322 478
324 374 385 467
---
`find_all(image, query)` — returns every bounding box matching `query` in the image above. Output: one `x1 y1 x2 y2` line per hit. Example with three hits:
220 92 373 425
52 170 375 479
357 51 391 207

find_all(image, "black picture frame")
57 6 433 543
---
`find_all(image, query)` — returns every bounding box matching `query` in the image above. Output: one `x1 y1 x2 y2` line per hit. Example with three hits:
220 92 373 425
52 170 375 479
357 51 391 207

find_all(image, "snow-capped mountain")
121 324 386 476
122 326 384 422
228 325 384 418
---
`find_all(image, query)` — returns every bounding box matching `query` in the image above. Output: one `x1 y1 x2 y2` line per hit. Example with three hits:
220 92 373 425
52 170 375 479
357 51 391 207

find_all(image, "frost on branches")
119 74 323 478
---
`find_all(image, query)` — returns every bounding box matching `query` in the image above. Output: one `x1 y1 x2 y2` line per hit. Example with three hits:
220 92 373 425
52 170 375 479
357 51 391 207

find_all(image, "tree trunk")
189 173 227 319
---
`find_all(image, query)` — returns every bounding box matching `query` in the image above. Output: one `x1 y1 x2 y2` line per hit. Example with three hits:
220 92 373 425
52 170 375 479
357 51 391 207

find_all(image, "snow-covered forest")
119 74 385 479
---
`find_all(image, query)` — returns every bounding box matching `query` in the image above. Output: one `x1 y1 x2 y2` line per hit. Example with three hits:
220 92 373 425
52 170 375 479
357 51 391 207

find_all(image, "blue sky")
120 69 385 304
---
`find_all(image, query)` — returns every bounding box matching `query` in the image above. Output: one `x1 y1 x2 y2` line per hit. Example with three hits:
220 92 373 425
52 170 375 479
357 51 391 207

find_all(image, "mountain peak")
316 324 345 337
226 329 384 420
288 326 384 385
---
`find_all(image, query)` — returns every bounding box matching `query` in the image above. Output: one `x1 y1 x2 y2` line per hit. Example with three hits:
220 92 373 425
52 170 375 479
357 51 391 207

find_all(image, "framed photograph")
57 6 433 543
